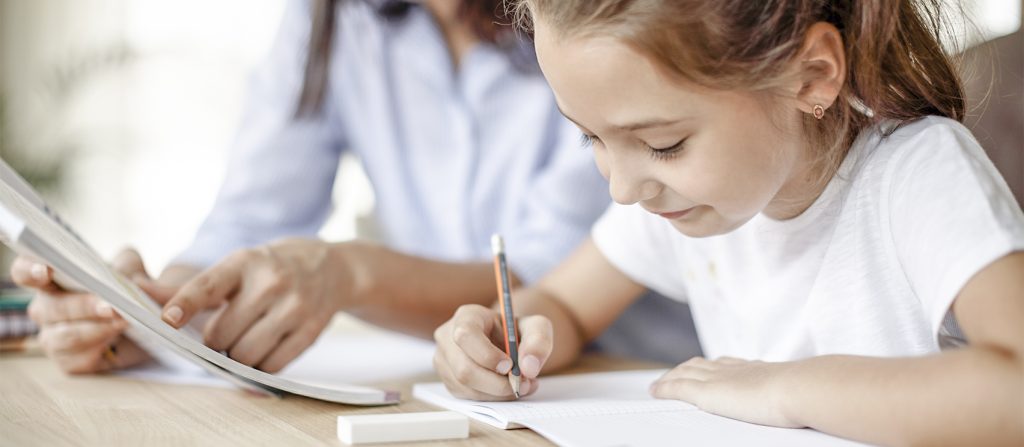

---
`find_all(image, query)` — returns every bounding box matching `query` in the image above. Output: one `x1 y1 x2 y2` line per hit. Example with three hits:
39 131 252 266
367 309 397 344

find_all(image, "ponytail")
842 0 965 123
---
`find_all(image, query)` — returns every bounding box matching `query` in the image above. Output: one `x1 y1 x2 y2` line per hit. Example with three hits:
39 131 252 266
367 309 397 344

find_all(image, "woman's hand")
159 238 352 372
432 304 553 401
11 249 175 374
650 356 802 428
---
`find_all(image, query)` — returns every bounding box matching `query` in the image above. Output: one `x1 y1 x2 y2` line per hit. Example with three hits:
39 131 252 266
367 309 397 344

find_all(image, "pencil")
491 234 521 399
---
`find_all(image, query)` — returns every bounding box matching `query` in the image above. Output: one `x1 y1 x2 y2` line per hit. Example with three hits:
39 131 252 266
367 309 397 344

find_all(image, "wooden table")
0 342 663 446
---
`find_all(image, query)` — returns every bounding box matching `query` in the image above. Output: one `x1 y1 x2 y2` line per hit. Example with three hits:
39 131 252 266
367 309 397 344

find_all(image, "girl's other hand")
433 304 553 401
650 356 803 428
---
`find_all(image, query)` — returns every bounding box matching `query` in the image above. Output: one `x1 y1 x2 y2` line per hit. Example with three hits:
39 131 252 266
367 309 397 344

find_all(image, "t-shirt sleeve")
887 118 1024 339
591 202 689 301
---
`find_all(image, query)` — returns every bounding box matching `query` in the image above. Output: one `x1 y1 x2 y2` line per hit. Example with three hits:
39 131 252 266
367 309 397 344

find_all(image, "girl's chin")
668 210 749 238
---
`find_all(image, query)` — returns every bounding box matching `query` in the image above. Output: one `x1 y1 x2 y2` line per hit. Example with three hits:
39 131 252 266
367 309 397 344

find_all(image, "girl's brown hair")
513 0 966 178
296 0 512 118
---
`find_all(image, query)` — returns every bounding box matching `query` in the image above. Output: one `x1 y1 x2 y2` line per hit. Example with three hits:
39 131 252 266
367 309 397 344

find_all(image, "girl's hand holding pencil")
432 303 552 401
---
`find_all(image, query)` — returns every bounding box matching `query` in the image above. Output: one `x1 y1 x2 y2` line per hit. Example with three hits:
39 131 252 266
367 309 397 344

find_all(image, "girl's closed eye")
580 131 687 161
648 138 687 161
579 133 600 148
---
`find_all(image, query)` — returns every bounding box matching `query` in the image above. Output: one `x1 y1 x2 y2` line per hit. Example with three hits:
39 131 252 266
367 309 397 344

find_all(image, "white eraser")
337 411 469 445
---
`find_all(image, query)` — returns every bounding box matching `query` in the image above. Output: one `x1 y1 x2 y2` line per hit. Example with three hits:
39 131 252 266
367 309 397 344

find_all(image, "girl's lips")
657 207 695 220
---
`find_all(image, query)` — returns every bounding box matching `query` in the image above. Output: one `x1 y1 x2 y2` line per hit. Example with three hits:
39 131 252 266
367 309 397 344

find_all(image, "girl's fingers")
448 305 510 373
433 304 550 400
659 356 714 381
434 349 517 402
652 357 715 398
516 315 553 379
650 377 706 402
438 333 518 397
714 356 746 365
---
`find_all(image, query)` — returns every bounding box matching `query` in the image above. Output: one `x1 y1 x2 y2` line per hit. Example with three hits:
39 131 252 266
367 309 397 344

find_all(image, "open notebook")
0 158 398 406
414 369 871 447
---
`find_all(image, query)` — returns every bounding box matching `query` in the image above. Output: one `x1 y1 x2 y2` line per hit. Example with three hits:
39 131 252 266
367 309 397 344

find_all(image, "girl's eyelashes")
579 132 686 161
648 138 687 161
579 133 599 148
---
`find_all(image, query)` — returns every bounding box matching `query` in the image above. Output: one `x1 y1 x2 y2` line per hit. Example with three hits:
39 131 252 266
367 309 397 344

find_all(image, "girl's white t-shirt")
592 116 1024 361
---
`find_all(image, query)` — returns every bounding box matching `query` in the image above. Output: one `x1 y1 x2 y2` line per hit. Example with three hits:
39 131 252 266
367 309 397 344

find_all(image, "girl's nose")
607 154 660 205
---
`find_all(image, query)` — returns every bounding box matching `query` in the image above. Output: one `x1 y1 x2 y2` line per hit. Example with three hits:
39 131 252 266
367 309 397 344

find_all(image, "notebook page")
413 369 695 429
522 411 873 447
414 370 871 447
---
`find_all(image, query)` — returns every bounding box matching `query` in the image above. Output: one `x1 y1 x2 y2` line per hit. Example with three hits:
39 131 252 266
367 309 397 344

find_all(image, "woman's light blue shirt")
176 0 610 283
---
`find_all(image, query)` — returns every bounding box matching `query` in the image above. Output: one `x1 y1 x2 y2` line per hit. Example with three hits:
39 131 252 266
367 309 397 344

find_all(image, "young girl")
432 0 1024 445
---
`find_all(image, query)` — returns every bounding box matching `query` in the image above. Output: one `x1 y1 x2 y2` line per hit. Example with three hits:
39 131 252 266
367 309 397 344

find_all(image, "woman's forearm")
340 241 508 339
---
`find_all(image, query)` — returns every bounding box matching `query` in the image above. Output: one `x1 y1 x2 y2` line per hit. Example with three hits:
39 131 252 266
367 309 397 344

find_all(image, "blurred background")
0 0 376 278
0 0 1020 276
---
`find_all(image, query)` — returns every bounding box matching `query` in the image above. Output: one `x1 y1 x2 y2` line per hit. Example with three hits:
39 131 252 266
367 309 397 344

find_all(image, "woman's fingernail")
521 355 541 378
163 306 183 325
31 264 48 281
95 302 114 318
496 359 512 374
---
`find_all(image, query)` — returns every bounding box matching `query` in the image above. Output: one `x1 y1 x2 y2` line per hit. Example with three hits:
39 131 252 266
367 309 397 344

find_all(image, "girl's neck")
763 144 837 221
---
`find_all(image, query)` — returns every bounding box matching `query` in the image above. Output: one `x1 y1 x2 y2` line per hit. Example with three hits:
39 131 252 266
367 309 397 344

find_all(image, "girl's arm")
432 238 646 400
527 238 650 372
652 252 1024 446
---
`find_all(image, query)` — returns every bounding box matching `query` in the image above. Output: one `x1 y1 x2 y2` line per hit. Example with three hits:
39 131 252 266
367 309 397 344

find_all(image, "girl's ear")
792 22 846 115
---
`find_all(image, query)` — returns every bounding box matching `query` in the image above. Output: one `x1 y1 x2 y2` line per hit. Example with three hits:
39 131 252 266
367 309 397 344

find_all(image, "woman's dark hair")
295 0 511 119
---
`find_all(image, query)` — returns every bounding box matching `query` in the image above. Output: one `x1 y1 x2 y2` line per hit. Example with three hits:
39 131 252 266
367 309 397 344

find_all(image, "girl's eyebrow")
557 105 689 132
615 118 686 131
556 106 596 134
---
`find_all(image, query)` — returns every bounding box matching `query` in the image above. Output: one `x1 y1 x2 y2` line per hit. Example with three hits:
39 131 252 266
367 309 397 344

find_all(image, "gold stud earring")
812 104 825 120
